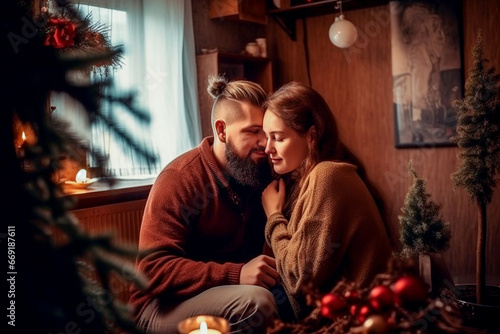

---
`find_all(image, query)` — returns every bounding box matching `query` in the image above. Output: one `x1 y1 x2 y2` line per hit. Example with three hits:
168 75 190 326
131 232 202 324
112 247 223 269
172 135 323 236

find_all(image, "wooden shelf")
268 0 389 40
214 52 272 64
209 0 267 24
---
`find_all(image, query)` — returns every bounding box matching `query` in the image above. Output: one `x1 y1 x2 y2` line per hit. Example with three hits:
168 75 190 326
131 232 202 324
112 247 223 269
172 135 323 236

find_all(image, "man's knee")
242 285 278 316
230 286 278 334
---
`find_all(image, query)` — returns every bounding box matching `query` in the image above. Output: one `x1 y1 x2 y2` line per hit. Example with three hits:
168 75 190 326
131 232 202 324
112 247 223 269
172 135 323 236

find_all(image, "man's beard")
225 140 272 188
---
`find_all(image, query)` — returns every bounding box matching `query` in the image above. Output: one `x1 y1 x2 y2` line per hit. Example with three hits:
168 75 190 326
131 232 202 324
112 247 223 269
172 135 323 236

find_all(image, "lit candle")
75 169 87 183
16 131 26 149
177 316 229 334
188 321 221 334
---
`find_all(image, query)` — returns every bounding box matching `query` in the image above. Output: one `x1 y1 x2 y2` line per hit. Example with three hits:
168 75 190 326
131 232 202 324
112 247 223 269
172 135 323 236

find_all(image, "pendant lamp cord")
302 18 312 87
335 0 343 16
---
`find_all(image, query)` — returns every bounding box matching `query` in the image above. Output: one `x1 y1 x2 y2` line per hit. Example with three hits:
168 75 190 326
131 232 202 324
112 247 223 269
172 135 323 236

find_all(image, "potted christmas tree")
451 31 500 330
398 161 452 296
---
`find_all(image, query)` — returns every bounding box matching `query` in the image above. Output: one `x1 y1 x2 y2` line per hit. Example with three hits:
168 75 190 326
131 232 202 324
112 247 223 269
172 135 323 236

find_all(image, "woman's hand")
262 179 286 218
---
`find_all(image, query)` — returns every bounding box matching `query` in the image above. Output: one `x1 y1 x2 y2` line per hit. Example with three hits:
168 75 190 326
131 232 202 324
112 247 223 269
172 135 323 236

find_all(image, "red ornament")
356 304 372 324
320 293 347 319
349 304 359 316
392 275 428 308
368 285 394 311
344 289 360 302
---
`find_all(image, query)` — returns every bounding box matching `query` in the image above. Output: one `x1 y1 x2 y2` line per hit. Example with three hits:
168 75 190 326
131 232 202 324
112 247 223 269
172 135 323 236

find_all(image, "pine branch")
91 108 157 166
4 1 153 332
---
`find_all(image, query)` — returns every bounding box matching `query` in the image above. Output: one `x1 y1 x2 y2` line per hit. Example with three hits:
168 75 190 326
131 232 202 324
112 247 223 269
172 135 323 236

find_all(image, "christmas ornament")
356 304 372 323
344 289 360 302
267 259 471 334
362 315 389 334
368 285 394 311
349 303 358 316
392 275 428 308
320 292 347 319
329 15 358 48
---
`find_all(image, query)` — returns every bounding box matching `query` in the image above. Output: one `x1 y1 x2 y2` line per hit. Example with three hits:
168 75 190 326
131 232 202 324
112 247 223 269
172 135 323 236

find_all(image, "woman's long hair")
264 82 387 225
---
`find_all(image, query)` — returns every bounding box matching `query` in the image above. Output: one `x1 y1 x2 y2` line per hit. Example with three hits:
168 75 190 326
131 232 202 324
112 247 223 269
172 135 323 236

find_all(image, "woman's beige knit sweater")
265 161 393 319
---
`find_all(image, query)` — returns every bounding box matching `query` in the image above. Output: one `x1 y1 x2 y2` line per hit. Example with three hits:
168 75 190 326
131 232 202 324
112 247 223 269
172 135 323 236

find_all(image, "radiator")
72 199 146 248
68 199 147 303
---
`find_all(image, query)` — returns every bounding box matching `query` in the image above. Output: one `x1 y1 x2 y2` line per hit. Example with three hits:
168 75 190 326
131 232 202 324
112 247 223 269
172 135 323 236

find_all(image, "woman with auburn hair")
261 82 393 320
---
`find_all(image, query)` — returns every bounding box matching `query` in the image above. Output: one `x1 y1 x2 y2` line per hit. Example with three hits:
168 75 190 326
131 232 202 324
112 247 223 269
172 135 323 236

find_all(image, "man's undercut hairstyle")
207 75 267 125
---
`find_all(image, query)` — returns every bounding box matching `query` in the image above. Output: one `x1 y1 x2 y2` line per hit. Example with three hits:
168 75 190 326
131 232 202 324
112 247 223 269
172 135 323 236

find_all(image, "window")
51 0 201 177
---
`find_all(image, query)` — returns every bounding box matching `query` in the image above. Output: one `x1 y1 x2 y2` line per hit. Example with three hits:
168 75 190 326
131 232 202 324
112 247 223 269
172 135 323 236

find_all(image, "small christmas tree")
451 32 500 305
399 161 451 259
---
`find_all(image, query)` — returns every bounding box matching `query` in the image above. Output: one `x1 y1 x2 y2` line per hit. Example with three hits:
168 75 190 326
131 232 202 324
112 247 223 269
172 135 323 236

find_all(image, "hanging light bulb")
328 1 358 48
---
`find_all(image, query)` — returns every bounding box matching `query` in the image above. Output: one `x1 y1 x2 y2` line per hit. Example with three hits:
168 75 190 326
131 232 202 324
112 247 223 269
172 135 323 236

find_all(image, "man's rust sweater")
129 137 267 318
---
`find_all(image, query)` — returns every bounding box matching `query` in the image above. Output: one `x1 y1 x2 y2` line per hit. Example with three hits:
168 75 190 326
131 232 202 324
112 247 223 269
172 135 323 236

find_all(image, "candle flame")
200 321 208 334
22 131 26 142
76 169 87 183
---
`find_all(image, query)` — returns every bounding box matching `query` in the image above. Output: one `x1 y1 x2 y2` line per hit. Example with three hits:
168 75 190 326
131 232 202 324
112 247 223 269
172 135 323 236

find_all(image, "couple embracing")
130 76 393 334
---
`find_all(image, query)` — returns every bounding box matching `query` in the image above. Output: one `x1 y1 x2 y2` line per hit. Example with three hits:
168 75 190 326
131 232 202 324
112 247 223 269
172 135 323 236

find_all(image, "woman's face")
263 110 310 175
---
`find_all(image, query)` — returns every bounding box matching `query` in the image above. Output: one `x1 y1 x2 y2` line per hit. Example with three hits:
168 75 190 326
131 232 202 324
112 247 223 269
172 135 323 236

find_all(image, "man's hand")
240 255 279 289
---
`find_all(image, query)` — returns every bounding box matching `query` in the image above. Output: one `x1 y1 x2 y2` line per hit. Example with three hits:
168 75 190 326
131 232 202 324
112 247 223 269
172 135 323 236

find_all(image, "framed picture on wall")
390 0 463 148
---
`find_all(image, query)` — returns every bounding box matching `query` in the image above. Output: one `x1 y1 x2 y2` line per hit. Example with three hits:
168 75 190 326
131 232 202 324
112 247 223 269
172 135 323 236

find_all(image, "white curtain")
143 0 201 166
52 0 201 177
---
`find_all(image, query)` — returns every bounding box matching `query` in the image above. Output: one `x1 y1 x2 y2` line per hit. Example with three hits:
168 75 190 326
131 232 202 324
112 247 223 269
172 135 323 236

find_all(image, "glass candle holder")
177 315 230 334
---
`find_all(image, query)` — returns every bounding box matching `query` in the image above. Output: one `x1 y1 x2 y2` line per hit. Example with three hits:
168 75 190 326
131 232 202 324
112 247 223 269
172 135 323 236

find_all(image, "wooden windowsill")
61 177 156 210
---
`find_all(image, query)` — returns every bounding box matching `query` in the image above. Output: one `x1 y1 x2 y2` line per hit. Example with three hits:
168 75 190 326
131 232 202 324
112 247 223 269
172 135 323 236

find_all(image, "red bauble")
356 304 372 324
344 289 360 303
392 275 428 308
320 293 347 319
349 304 359 316
368 285 394 311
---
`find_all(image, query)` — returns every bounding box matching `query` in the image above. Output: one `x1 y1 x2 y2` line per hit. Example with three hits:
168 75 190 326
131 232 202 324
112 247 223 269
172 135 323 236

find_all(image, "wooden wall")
192 0 500 285
265 0 500 285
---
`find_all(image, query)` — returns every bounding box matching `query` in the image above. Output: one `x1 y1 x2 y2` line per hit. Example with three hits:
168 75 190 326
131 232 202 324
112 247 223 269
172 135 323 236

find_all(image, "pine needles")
399 162 451 259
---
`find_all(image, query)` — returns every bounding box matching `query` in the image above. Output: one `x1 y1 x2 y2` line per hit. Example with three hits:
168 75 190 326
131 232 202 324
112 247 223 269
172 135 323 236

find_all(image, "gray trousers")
137 285 279 334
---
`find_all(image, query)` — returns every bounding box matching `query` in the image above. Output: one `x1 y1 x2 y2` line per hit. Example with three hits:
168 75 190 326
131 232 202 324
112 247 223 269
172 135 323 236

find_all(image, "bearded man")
130 76 283 334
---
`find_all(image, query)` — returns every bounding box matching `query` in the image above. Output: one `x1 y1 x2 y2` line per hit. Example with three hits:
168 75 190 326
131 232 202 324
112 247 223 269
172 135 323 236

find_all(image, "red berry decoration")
320 293 347 319
392 275 428 309
368 285 394 311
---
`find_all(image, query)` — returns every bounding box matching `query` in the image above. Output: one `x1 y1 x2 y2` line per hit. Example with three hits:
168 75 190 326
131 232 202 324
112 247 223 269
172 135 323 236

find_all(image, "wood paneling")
267 0 500 284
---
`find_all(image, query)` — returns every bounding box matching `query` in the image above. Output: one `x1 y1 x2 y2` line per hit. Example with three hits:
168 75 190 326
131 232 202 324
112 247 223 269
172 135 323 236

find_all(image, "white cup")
245 42 260 57
256 38 267 58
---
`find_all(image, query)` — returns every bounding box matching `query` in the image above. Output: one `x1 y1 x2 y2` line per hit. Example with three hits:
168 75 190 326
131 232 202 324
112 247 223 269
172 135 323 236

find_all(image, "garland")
268 259 480 334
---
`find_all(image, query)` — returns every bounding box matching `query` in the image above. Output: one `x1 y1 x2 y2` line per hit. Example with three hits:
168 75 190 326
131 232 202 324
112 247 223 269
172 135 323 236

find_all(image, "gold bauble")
362 315 389 334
